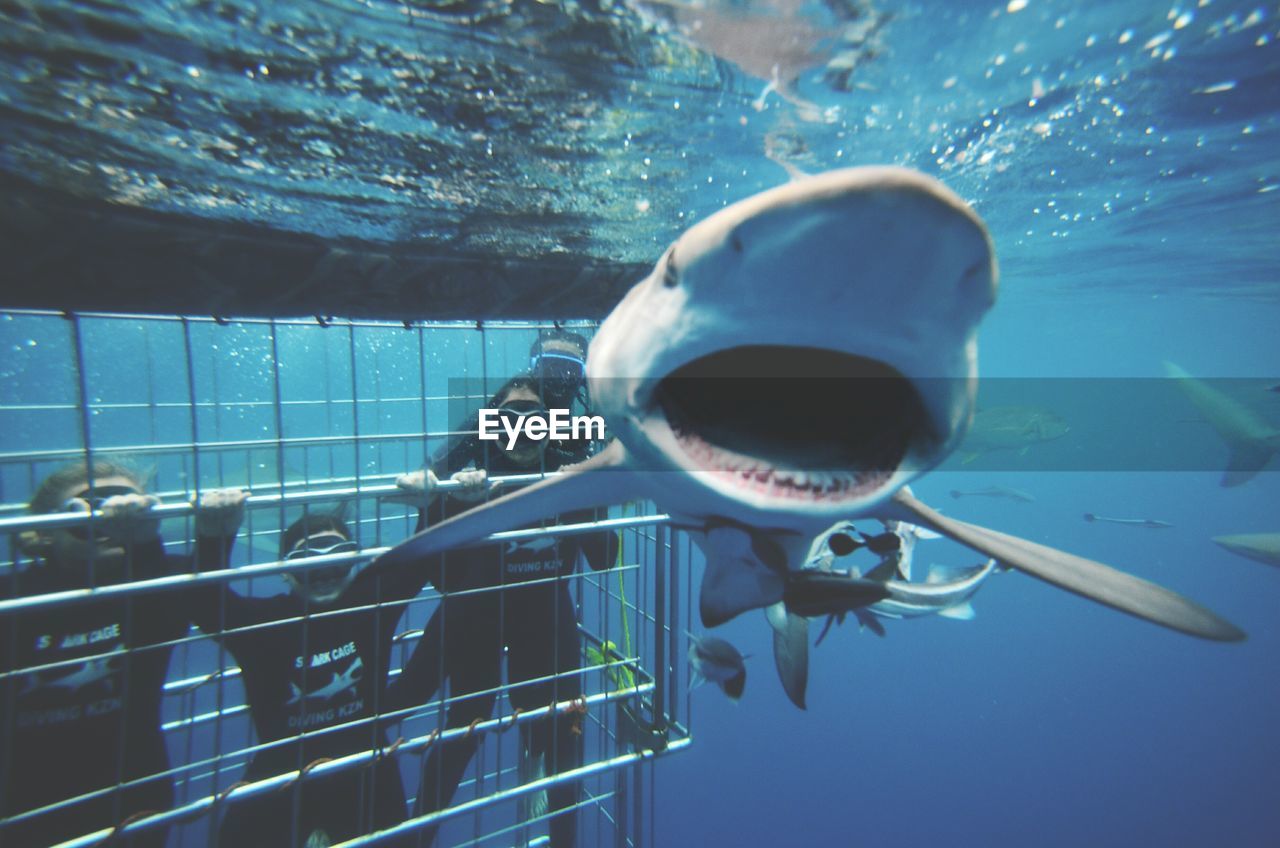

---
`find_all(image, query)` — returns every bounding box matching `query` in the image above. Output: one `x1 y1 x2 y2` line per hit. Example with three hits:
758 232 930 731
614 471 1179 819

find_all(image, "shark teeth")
671 423 891 502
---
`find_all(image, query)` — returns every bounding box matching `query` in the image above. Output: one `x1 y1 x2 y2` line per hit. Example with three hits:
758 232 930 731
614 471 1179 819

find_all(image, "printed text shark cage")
0 311 694 848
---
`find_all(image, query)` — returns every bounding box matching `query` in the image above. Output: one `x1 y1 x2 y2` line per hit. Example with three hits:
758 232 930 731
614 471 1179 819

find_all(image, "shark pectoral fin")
890 490 1246 642
697 528 788 627
721 668 747 702
854 610 887 637
937 602 976 621
1221 444 1274 487
378 441 643 566
766 603 809 710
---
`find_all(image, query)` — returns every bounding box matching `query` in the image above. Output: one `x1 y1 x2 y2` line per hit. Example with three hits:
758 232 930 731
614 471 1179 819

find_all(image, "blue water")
3 0 1280 846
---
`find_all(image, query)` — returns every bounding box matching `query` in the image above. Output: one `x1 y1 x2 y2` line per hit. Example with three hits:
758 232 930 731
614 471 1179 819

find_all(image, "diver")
187 498 441 848
387 374 617 848
0 460 241 848
433 328 593 475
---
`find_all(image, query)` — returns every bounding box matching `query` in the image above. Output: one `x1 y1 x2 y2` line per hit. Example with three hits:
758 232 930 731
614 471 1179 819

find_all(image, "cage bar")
1 310 692 848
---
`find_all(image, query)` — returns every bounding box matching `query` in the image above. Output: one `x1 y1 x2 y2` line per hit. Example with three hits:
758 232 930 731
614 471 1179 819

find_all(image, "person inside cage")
185 495 453 848
434 327 594 476
385 373 618 848
0 459 242 848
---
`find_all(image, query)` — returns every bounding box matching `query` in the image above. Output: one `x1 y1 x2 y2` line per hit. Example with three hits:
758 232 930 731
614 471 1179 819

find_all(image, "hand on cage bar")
63 490 161 542
384 468 441 506
446 468 499 503
194 487 248 537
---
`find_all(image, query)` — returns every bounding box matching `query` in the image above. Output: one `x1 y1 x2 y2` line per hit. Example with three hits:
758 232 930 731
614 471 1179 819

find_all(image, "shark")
950 485 1036 503
19 647 124 697
859 558 1001 622
1164 361 1280 486
287 656 364 705
1212 533 1280 568
1083 513 1172 529
808 556 1004 646
378 166 1244 710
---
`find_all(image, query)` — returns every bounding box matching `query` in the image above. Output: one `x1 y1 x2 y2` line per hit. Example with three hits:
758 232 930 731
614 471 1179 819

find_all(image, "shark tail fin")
891 489 1245 642
720 667 747 702
1221 443 1275 487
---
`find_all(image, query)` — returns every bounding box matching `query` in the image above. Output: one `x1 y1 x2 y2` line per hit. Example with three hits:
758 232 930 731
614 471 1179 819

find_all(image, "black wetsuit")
190 545 432 847
0 535 228 848
387 447 616 848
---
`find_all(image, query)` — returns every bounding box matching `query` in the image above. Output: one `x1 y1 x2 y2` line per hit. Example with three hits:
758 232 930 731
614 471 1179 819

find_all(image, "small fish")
949 486 1036 503
688 634 748 702
1083 513 1173 529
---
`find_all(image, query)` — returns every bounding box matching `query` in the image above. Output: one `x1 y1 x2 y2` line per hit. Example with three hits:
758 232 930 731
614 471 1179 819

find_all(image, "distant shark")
950 485 1036 503
1164 362 1280 486
380 167 1244 710
1212 533 1280 568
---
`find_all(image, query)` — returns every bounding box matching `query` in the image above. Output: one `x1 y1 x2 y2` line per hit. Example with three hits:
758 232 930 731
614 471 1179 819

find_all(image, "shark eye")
662 249 679 288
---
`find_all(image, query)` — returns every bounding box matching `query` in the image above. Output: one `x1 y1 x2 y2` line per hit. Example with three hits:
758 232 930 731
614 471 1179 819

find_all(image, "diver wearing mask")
529 328 593 467
188 503 434 847
434 328 593 475
528 328 588 412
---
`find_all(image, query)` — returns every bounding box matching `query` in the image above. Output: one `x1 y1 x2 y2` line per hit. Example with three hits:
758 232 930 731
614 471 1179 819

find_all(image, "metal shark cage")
0 310 694 848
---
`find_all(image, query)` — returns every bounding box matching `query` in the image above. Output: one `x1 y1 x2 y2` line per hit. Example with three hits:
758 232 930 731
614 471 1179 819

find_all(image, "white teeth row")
675 428 760 472
675 428 874 501
713 467 863 501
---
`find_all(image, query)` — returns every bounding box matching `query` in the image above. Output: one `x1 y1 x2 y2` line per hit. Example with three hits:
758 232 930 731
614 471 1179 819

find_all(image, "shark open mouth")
655 346 935 502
